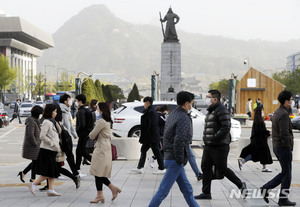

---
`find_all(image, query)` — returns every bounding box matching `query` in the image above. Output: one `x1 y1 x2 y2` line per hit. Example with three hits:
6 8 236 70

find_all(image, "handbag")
111 144 118 161
13 113 17 118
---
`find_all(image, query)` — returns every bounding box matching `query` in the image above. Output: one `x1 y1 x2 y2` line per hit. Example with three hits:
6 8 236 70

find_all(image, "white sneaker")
147 157 155 168
262 168 272 172
153 169 166 175
131 168 143 174
77 170 87 178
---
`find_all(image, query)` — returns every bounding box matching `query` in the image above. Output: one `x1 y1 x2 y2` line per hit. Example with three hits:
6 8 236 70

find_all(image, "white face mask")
75 101 79 107
205 98 211 106
261 113 264 117
95 110 100 117
188 109 192 114
68 100 72 107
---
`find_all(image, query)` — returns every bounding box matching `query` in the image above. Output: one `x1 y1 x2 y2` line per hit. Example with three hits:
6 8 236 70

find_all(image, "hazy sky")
2 0 300 41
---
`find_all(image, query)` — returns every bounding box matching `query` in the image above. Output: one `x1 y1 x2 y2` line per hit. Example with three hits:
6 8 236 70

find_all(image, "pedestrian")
131 97 165 175
27 104 61 196
10 99 22 124
147 105 169 168
194 89 247 200
39 104 80 191
261 90 296 206
148 91 199 207
75 94 92 176
89 102 121 203
246 98 252 118
83 99 98 166
238 106 273 172
18 105 43 183
59 94 79 177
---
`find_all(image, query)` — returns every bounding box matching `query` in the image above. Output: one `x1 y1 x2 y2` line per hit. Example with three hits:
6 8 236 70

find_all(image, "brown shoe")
90 196 105 203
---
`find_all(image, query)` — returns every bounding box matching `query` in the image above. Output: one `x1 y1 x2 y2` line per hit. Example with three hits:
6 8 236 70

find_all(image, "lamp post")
243 58 250 69
75 72 93 96
44 65 55 94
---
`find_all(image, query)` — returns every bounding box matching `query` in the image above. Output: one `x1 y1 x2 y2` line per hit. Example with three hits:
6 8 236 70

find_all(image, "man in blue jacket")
148 91 199 207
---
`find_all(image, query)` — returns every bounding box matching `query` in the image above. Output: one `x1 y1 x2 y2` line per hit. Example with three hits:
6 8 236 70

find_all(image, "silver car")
19 103 34 117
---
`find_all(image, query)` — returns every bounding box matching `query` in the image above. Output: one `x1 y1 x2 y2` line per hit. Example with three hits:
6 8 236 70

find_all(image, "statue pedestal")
160 42 181 101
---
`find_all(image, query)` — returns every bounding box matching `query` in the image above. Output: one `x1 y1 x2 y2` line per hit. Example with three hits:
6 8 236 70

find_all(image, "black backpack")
60 125 73 153
84 108 94 133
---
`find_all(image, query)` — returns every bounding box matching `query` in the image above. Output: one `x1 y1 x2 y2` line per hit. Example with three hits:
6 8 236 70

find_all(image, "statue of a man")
160 8 180 42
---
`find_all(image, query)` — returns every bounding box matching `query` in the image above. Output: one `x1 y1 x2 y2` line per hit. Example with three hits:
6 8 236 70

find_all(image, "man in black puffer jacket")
194 90 247 200
131 97 165 174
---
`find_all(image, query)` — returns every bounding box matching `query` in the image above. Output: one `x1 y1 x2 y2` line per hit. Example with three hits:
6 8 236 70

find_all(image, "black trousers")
23 160 36 180
10 113 21 123
95 176 111 191
63 138 78 175
75 135 92 170
201 145 243 194
137 142 164 170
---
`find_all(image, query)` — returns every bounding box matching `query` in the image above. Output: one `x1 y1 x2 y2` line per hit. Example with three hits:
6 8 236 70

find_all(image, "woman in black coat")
238 106 273 172
18 105 44 183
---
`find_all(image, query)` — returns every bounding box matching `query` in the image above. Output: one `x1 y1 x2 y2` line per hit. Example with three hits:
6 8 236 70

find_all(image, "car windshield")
21 104 33 107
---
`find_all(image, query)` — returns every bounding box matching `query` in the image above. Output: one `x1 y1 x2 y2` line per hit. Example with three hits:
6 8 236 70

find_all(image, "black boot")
278 199 296 206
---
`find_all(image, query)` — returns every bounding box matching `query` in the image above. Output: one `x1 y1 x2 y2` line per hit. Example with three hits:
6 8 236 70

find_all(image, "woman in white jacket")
27 104 61 196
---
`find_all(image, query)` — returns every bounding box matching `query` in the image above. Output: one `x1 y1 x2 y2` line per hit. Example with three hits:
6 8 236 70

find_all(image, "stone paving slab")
0 147 300 206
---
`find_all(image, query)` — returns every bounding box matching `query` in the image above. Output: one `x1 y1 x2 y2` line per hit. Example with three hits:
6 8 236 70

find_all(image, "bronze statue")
160 8 180 42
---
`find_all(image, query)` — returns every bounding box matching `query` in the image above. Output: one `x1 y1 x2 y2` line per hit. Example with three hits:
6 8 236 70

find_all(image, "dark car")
10 101 16 109
0 109 9 127
291 117 300 130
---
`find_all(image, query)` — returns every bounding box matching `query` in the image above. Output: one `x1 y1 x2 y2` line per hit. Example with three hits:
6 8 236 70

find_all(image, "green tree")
0 55 17 101
104 85 113 102
57 71 73 91
127 83 140 102
82 78 98 104
107 84 125 100
95 79 105 102
33 72 45 100
209 78 239 98
272 69 300 93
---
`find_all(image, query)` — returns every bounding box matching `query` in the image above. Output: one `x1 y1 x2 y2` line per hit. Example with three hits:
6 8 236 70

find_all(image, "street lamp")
244 58 250 69
75 72 93 95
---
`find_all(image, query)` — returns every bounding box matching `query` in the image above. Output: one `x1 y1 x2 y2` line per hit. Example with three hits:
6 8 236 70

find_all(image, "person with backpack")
75 94 93 174
59 94 79 177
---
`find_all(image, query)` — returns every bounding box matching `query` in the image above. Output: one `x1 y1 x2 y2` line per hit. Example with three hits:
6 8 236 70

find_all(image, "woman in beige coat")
89 102 121 203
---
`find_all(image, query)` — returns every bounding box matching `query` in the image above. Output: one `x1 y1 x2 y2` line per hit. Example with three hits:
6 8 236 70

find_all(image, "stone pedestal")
160 42 181 101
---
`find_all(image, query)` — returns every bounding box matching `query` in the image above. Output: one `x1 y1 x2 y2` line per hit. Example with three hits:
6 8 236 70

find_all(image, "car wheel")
128 126 141 138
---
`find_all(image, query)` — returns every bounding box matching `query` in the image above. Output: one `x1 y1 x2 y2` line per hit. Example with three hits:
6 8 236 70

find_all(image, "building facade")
286 51 300 72
0 15 54 101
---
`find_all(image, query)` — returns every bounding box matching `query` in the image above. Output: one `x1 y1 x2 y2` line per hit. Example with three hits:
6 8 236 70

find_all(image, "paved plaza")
0 121 300 206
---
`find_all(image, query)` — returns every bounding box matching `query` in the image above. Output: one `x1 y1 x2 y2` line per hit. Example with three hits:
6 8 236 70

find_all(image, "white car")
19 103 34 117
112 101 241 142
35 101 45 108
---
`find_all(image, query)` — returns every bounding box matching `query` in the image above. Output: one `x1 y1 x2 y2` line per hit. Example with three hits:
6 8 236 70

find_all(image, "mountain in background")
38 4 300 90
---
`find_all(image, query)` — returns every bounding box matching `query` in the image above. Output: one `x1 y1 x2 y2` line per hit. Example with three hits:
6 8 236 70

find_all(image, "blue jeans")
149 160 199 207
262 148 292 200
188 145 201 177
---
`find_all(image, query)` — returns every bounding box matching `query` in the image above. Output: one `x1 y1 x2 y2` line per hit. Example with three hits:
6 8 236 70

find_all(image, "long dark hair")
98 102 112 123
253 106 265 129
90 99 98 111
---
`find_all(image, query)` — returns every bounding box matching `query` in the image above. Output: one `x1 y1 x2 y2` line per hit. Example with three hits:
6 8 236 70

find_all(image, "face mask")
261 113 264 117
188 109 192 114
95 110 100 117
205 98 211 106
68 100 72 107
75 101 79 107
